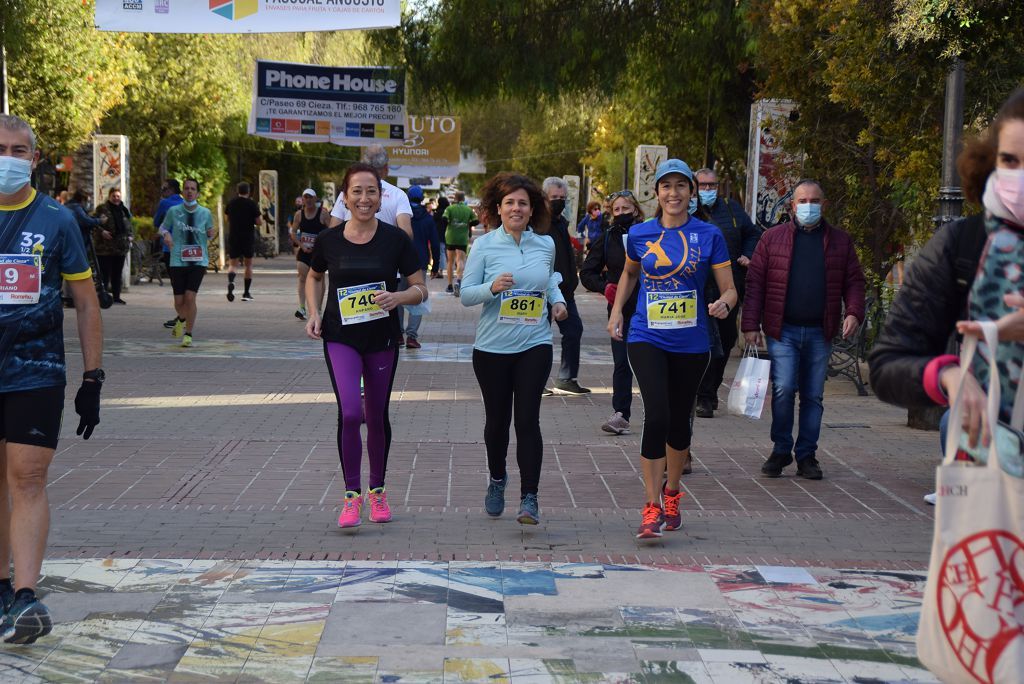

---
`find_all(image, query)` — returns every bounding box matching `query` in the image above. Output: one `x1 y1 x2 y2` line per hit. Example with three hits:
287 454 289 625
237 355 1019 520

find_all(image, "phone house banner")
248 61 406 147
95 0 400 34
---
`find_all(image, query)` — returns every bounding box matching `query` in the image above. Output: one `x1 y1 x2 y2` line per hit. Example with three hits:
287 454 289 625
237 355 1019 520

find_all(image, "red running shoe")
662 487 683 531
636 503 664 539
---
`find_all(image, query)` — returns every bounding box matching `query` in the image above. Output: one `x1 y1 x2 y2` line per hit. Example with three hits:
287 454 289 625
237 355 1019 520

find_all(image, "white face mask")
995 167 1024 223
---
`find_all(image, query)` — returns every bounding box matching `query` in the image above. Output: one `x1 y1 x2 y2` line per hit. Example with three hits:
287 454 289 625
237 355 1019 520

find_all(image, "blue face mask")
795 203 822 226
183 199 198 209
699 190 717 206
0 156 33 195
688 197 698 215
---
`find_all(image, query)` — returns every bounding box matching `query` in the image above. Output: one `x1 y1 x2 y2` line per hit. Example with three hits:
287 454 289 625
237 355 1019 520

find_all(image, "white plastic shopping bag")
917 321 1024 684
727 345 771 419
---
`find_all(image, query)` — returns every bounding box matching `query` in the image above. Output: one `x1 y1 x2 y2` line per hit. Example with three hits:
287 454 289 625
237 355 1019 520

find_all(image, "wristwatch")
83 369 106 384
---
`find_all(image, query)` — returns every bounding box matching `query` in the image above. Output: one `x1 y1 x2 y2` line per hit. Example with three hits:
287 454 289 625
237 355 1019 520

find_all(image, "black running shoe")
163 317 178 329
0 594 52 644
761 452 793 478
695 398 714 418
796 455 824 480
227 282 235 302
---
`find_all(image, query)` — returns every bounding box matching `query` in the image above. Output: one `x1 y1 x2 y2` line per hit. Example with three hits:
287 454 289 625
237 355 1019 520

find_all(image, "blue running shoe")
517 493 540 525
1 593 52 644
485 476 507 517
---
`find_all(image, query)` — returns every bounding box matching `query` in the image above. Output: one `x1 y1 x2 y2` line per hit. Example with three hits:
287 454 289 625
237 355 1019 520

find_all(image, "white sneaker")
601 412 630 435
924 492 937 506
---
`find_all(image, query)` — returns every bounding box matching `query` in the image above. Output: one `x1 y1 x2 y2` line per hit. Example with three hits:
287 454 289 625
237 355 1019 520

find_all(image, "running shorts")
228 239 255 260
169 266 206 295
0 385 65 449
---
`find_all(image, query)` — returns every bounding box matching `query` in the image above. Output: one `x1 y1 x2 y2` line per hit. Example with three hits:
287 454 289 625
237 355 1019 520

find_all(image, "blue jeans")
553 298 583 381
766 324 831 461
404 311 422 340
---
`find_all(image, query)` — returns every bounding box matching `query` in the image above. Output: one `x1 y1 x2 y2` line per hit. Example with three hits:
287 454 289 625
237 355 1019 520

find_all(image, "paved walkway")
3 255 948 682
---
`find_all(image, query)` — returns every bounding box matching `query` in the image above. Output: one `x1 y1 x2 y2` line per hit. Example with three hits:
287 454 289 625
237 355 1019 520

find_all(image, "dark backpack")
951 212 987 318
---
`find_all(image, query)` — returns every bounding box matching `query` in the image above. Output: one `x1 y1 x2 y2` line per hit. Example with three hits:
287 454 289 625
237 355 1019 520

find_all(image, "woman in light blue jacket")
461 173 568 525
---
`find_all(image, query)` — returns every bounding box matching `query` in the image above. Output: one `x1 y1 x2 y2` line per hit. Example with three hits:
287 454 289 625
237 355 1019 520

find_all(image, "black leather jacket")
868 214 986 407
549 215 579 301
580 219 638 320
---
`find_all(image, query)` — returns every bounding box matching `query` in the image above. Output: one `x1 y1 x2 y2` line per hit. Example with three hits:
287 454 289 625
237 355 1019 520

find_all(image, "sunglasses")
606 189 635 202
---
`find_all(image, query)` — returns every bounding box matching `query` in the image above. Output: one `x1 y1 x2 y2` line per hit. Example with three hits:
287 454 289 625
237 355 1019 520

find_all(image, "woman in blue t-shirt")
607 159 738 540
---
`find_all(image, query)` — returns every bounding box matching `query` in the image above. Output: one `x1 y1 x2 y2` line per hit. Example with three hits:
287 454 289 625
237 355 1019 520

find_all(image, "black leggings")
628 342 710 459
472 344 553 496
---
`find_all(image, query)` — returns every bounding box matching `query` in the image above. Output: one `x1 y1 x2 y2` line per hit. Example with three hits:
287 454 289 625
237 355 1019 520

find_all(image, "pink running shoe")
338 491 363 528
367 487 392 523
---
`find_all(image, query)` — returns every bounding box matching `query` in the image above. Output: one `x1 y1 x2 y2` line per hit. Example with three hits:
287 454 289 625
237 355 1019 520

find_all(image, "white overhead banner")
248 60 406 147
95 0 400 33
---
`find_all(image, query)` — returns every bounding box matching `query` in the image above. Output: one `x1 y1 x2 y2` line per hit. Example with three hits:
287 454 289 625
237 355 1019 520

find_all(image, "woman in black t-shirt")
306 163 427 529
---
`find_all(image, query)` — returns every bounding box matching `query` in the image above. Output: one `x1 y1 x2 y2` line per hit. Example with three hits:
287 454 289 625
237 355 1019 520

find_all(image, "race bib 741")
646 290 697 329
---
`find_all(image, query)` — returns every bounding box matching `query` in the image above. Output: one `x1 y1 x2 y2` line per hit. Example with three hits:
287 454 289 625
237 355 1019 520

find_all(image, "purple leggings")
324 342 398 493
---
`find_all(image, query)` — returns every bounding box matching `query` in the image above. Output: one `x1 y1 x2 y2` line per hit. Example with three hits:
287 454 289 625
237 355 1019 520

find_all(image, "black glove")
74 380 102 439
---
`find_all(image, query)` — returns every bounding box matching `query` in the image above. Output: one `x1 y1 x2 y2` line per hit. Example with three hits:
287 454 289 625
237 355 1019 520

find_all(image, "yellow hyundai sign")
382 116 462 178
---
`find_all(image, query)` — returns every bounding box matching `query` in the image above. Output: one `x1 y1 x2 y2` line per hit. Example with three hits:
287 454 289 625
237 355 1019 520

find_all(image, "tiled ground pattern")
0 559 937 683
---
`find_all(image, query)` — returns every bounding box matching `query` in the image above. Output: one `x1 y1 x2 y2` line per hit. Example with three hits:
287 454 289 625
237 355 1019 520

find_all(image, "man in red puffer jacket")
741 179 866 481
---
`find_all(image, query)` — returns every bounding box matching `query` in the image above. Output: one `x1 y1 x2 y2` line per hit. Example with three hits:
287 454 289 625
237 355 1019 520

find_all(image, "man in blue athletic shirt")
0 115 104 643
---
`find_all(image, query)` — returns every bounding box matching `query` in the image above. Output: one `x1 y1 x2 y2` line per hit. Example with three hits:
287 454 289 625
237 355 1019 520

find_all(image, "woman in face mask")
580 190 644 435
870 88 1024 473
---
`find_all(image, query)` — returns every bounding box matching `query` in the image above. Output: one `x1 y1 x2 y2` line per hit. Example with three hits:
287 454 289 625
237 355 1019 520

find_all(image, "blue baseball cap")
654 159 694 186
407 185 424 201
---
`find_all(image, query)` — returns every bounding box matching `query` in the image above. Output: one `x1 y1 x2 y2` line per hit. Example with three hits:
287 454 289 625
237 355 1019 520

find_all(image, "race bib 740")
337 281 387 325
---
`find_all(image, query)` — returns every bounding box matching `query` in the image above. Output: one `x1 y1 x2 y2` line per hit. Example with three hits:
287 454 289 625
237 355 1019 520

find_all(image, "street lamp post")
935 58 965 228
910 58 966 432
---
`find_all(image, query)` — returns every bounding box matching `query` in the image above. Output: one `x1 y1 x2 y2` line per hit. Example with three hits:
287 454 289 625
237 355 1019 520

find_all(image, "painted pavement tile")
179 560 246 590
237 652 315 683
761 654 845 682
114 559 198 592
374 670 444 683
509 658 579 683
256 603 329 649
619 606 688 640
225 563 294 593
126 621 201 647
66 559 141 589
898 663 941 682
335 562 399 603
445 622 508 647
200 601 273 640
821 572 924 657
447 566 505 613
170 633 256 681
716 585 817 647
392 565 450 605
443 657 511 683
305 655 378 683
702 660 783 684
549 563 605 579
830 657 926 682
763 581 879 652
284 567 348 596
674 609 755 650
33 628 131 683
38 561 85 590
0 643 59 678
635 660 715 684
